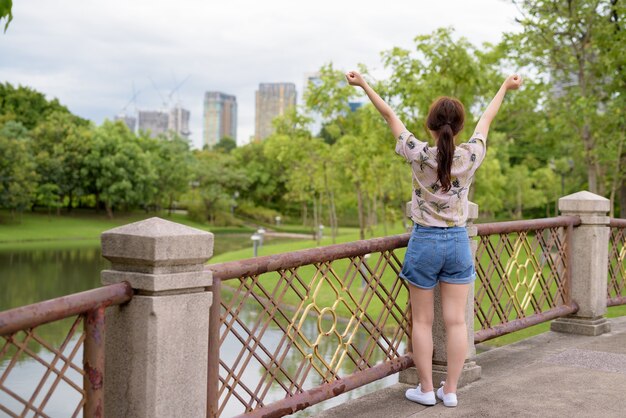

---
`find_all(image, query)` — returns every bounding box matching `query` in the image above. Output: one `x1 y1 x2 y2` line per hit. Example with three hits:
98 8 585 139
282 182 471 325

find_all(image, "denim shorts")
399 224 476 289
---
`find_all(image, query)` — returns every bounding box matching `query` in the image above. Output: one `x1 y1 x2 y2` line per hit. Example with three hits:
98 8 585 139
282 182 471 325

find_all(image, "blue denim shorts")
400 224 476 289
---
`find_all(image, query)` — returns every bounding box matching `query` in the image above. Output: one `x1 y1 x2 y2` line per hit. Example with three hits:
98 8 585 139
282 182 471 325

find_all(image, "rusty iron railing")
473 216 580 342
205 216 582 417
608 218 626 307
206 235 412 418
0 283 132 418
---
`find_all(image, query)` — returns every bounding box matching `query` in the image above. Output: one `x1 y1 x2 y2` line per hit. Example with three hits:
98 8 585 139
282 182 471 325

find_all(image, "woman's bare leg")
408 284 435 391
440 282 471 393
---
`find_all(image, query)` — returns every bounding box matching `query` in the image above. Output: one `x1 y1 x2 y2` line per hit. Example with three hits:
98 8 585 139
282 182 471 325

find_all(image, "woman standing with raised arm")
346 70 521 407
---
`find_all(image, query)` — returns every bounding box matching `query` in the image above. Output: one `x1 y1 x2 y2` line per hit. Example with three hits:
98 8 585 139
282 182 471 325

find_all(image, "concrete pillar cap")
559 191 610 213
101 217 214 274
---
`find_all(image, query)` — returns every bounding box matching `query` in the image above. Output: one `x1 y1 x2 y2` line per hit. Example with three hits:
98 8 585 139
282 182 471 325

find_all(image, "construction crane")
120 82 141 114
168 74 190 106
149 75 190 109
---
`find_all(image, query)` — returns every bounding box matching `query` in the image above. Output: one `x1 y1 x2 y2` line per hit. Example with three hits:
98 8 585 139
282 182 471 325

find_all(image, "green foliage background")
1 1 625 233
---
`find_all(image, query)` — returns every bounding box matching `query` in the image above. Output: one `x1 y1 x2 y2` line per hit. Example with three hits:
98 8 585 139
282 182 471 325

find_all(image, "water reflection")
0 247 105 312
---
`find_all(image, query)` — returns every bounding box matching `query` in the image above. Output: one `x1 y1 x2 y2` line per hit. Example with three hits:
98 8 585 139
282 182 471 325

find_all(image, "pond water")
0 235 401 417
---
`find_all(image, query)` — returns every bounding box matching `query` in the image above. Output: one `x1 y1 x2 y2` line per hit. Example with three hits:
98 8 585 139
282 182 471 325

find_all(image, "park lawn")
209 223 409 264
607 304 626 317
0 210 256 248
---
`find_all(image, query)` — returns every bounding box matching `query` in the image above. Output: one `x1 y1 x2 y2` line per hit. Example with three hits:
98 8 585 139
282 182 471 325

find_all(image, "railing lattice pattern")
474 226 570 331
0 317 85 418
216 249 411 417
608 224 626 301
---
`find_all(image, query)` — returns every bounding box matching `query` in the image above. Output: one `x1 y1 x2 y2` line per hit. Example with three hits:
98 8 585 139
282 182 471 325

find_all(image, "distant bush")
236 202 281 224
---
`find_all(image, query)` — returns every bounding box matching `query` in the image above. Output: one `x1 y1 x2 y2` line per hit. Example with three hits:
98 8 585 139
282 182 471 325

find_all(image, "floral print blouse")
395 130 486 227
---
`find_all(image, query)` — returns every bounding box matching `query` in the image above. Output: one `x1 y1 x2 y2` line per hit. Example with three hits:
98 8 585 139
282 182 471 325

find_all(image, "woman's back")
395 130 487 227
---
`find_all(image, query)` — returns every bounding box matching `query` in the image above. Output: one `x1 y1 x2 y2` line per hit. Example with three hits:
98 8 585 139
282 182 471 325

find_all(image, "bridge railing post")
399 202 481 388
100 217 214 417
551 190 611 335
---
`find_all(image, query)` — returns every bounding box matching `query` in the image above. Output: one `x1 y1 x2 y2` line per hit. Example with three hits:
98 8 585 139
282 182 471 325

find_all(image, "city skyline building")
137 110 169 138
114 114 137 132
204 92 237 149
302 73 323 136
255 82 297 141
348 101 363 112
169 105 191 139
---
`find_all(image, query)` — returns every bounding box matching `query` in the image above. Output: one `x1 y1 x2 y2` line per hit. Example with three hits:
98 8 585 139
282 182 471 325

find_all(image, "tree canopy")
1 3 625 225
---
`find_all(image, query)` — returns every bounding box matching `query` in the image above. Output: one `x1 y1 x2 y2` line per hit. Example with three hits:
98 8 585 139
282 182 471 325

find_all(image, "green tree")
83 120 156 218
214 136 237 153
381 27 496 138
0 121 38 217
0 0 12 32
506 0 625 195
304 62 361 144
154 135 193 214
231 141 287 211
30 111 92 213
188 150 248 224
472 134 508 218
36 183 61 218
0 83 82 130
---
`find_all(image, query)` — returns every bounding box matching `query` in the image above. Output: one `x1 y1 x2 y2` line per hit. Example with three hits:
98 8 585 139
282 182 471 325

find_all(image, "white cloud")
1 0 520 148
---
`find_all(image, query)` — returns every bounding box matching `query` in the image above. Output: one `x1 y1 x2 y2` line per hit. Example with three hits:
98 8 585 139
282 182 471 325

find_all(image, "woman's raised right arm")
474 74 522 138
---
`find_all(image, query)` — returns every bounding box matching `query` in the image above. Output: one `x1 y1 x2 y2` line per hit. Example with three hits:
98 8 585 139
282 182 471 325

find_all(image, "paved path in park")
263 231 312 239
316 316 626 418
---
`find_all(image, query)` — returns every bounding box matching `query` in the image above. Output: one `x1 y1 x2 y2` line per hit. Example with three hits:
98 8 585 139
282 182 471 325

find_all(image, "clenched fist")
503 74 523 91
345 71 366 88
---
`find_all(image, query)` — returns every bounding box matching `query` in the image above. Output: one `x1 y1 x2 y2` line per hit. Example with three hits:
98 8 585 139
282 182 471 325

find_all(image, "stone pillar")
100 217 214 417
399 202 481 388
551 191 611 336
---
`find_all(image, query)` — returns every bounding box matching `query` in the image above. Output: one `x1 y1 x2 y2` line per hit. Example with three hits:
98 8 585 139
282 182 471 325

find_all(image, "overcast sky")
1 0 521 148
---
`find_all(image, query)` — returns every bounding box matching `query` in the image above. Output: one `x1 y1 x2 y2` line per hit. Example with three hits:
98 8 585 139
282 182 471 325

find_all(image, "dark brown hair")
426 97 465 192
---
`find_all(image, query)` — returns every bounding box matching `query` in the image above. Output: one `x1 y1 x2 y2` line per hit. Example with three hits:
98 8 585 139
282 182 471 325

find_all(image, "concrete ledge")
101 269 213 292
398 361 481 388
551 316 611 336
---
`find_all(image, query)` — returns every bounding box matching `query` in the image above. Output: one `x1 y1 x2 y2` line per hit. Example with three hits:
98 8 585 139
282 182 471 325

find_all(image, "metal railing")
473 216 580 342
608 218 626 307
205 216 581 417
0 283 132 418
206 235 412 418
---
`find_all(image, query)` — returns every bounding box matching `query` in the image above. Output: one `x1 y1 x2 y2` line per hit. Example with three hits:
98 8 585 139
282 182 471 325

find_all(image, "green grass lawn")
209 223 409 264
0 210 256 249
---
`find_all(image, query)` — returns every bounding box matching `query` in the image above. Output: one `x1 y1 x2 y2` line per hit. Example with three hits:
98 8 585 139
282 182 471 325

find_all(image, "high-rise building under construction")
137 110 169 138
136 107 190 139
168 105 191 139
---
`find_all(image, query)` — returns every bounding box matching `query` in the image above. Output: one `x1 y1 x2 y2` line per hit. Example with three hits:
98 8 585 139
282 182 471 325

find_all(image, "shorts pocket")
410 236 438 269
455 235 474 270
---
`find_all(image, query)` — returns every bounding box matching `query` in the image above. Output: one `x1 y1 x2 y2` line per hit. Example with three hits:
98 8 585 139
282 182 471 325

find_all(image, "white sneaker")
436 381 458 407
405 384 436 406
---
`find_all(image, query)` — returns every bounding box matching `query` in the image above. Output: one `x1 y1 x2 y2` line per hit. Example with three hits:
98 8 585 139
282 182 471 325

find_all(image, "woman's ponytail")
436 124 455 192
426 97 465 193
